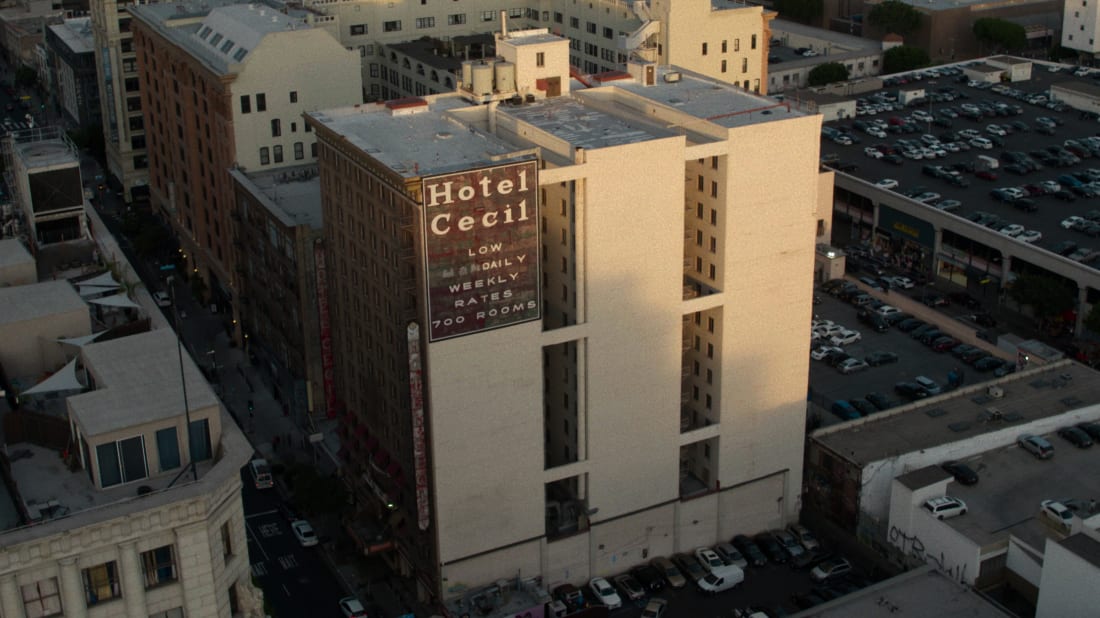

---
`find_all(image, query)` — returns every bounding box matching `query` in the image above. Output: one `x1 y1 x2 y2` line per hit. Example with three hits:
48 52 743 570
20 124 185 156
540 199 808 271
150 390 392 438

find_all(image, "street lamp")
167 273 198 482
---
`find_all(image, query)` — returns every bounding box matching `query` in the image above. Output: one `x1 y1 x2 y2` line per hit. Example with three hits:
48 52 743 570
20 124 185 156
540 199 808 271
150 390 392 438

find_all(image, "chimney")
500 10 507 38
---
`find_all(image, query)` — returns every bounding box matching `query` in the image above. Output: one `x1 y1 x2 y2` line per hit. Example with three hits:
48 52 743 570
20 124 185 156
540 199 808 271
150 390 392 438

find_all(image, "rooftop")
308 96 531 178
892 0 1051 12
0 280 86 325
68 329 218 438
896 465 950 490
0 238 33 269
1059 533 1100 569
812 360 1100 465
48 17 94 55
387 34 493 73
936 434 1100 549
797 565 1012 617
500 95 676 150
772 18 881 51
232 165 323 229
1051 79 1100 98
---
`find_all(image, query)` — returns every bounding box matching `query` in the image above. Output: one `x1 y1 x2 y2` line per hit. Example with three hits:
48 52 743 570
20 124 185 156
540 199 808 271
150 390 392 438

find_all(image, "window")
290 91 298 103
742 58 748 73
603 26 613 39
751 34 757 49
142 545 177 588
697 175 704 191
256 93 266 111
706 368 713 384
209 33 223 47
587 22 596 34
721 60 727 73
707 343 714 359
220 39 234 53
384 20 402 31
710 209 717 225
189 418 212 461
709 264 716 279
240 95 250 114
710 181 718 198
536 52 545 67
710 237 717 252
702 42 708 55
233 48 247 62
82 562 120 606
271 119 281 137
259 147 270 165
350 24 366 35
509 7 524 17
156 427 180 471
448 13 465 25
273 145 283 164
415 17 435 28
21 578 61 618
722 40 727 53
150 610 184 618
554 11 563 22
481 11 496 21
697 203 703 219
570 17 579 28
735 38 740 52
96 436 147 488
294 142 304 160
221 521 233 560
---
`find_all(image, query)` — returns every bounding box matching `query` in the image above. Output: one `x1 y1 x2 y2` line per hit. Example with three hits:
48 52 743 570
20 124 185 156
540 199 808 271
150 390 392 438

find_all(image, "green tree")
13 65 36 88
867 0 922 37
882 45 931 74
808 62 850 86
973 18 1026 51
1008 273 1076 328
775 0 824 24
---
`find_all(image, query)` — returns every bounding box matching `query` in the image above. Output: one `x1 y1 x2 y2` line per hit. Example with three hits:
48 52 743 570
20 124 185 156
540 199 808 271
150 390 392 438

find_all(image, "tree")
882 45 930 74
13 65 36 88
1007 273 1075 328
973 18 1026 51
775 0 824 24
808 62 850 86
867 0 922 37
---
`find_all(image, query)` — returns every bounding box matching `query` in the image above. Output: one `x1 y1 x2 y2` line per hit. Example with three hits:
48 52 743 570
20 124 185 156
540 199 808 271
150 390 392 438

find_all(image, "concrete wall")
0 262 36 287
1050 85 1100 116
1036 534 1100 618
0 308 89 382
655 0 766 92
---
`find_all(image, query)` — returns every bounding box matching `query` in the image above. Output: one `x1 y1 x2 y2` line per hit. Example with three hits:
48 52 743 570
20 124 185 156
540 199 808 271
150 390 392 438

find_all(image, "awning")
78 271 121 288
77 284 120 298
57 332 106 348
22 358 82 395
88 293 141 309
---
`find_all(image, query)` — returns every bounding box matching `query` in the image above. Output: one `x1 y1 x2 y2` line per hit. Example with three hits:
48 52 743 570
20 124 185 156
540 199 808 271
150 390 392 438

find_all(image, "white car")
153 290 171 307
958 128 980 139
291 520 318 547
694 547 725 573
1018 230 1042 243
589 577 622 609
811 345 843 361
1062 216 1085 229
1042 180 1062 193
789 524 821 552
923 496 968 520
830 330 862 346
999 224 1024 237
875 305 900 316
874 178 899 190
970 137 994 150
912 192 941 204
1040 500 1074 530
339 596 368 618
885 275 914 289
837 358 869 374
986 124 1007 136
864 147 884 159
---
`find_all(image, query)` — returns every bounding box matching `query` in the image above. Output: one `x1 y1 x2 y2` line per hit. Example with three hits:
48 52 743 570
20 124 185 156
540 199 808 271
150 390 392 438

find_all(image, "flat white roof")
69 329 218 437
0 280 85 325
232 166 323 230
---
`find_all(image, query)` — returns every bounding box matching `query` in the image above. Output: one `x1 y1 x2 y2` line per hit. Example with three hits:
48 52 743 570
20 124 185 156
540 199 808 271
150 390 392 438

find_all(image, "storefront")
874 205 935 275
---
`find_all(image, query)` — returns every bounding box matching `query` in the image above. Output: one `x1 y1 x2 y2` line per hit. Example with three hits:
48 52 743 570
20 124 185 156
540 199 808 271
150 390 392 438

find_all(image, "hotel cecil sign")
420 161 541 342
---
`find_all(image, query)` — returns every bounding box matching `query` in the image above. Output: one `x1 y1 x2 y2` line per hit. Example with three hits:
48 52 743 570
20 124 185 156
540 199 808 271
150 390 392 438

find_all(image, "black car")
753 533 788 564
1077 422 1100 441
883 311 913 326
941 461 979 485
949 293 981 309
895 382 929 400
918 329 945 345
824 351 852 367
1054 240 1079 256
960 348 990 364
974 356 1006 372
1057 426 1094 448
865 351 899 366
1053 189 1077 201
850 399 877 417
896 318 926 332
857 311 889 332
865 392 898 411
910 323 939 339
732 534 767 567
969 313 997 327
630 564 665 592
951 344 979 359
922 293 949 307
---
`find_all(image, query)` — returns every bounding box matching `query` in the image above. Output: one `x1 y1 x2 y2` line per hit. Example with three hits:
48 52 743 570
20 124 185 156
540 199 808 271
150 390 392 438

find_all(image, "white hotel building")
309 28 829 605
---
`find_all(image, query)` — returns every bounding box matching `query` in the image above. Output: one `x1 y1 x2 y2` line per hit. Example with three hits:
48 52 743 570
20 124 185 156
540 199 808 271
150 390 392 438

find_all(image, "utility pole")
164 267 198 482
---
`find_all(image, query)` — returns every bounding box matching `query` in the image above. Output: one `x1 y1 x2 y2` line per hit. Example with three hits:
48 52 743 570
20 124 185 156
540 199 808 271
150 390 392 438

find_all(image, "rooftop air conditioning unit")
664 72 682 83
987 385 1004 399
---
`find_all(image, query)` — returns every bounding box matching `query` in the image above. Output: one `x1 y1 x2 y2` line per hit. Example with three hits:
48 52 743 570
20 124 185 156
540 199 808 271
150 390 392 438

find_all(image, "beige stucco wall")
0 308 90 381
231 27 361 171
655 0 766 92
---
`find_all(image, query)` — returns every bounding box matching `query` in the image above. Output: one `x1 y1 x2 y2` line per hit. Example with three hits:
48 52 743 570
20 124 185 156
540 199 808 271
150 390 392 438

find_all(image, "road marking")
282 583 291 597
245 521 270 561
259 522 282 538
251 562 268 577
277 554 299 570
245 509 279 519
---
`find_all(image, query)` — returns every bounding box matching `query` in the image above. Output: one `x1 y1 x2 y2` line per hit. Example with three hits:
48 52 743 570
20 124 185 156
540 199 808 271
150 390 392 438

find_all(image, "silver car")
714 542 748 568
771 529 805 559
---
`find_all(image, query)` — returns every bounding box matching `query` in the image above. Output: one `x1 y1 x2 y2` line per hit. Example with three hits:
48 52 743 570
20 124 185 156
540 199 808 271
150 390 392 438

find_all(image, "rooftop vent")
987 385 1004 399
663 72 682 83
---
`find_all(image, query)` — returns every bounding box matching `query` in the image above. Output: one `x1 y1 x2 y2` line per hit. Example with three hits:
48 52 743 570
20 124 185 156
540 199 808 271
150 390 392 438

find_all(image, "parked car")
641 598 669 618
1018 434 1054 459
941 461 979 485
923 496 968 520
1040 500 1075 531
631 564 665 592
613 574 645 602
849 398 877 417
974 357 1006 373
1076 422 1100 441
291 520 318 547
339 596 369 618
650 557 687 589
831 400 861 420
1057 426 1094 448
837 358 870 375
771 529 806 560
672 553 707 583
590 577 623 609
753 533 788 564
553 584 585 611
895 381 929 400
810 557 853 582
865 392 898 411
789 524 821 552
714 542 748 569
914 375 942 395
732 535 768 567
153 290 171 307
695 547 725 573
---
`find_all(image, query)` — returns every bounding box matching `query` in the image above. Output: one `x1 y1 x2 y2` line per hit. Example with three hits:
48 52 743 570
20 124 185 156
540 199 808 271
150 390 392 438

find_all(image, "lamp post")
167 273 198 482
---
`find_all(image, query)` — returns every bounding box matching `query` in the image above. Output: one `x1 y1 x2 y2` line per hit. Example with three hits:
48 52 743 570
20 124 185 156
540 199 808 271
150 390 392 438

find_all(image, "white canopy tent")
57 332 106 348
78 272 121 288
21 358 82 395
88 293 141 309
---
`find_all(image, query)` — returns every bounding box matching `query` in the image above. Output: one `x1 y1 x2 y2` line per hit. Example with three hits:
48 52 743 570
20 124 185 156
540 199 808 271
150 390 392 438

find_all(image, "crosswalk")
1 120 31 133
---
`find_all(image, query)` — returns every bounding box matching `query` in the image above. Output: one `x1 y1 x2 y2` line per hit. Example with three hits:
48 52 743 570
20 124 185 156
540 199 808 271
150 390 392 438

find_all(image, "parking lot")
819 62 1100 269
809 279 1011 427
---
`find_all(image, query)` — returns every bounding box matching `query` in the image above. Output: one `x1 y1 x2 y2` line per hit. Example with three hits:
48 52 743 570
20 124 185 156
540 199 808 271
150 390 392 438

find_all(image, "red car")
932 336 960 352
975 170 998 181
